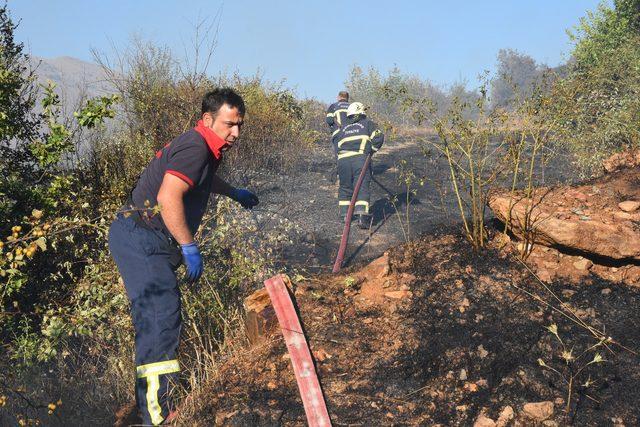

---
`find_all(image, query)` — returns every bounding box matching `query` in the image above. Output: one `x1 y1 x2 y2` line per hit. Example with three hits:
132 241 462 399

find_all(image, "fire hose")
332 153 372 273
264 275 332 427
259 154 373 425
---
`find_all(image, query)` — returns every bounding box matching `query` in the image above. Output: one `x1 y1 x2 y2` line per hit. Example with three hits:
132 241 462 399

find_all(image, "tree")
550 0 640 175
0 4 39 166
490 49 545 110
614 0 640 32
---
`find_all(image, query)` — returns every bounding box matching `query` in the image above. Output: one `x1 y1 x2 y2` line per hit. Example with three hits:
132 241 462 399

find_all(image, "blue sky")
9 1 606 102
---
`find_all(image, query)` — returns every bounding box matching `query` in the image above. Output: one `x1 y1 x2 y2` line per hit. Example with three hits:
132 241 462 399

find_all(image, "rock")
537 269 553 283
474 414 497 427
574 192 588 202
215 410 239 424
384 290 413 300
561 289 576 298
522 401 554 421
603 149 640 173
476 378 489 388
464 382 479 392
459 369 468 380
614 211 634 221
601 288 612 295
573 258 593 271
360 252 391 279
496 405 514 427
313 348 332 362
244 288 277 345
477 344 489 359
490 193 640 261
618 200 640 212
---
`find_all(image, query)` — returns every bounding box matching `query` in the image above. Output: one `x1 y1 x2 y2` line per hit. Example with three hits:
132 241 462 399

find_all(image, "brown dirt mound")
188 232 640 426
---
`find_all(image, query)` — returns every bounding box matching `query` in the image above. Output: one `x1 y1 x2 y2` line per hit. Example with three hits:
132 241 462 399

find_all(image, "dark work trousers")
337 153 371 218
108 214 182 425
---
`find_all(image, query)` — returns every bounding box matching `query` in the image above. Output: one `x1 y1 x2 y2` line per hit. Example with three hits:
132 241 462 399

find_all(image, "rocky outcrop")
603 149 640 173
489 167 640 262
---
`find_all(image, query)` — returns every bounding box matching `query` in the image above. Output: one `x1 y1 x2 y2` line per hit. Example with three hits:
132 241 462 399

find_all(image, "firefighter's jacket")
332 116 384 160
326 101 350 136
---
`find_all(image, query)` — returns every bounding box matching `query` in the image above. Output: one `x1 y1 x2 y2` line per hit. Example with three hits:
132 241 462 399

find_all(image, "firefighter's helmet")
346 102 365 117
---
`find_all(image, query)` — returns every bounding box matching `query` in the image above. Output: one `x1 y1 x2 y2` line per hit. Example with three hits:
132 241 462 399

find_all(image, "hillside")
29 55 113 112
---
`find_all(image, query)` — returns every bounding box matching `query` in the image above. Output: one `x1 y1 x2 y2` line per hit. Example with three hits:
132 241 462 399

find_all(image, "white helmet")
346 102 365 117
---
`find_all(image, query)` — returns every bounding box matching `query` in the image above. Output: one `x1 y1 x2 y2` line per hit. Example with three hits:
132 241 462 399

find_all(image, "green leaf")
35 237 47 251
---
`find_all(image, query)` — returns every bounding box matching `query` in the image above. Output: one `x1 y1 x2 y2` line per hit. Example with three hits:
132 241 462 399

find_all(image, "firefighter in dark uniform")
325 91 350 181
108 88 258 425
332 102 384 229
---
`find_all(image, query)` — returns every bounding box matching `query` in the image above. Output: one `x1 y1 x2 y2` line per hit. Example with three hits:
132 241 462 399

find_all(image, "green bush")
549 0 640 176
1 20 317 424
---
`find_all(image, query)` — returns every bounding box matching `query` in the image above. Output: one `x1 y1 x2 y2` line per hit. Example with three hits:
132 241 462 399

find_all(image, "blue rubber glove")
180 242 203 282
231 188 259 209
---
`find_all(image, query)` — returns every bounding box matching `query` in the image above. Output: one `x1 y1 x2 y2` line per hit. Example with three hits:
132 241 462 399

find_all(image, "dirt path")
249 133 577 274
250 135 455 274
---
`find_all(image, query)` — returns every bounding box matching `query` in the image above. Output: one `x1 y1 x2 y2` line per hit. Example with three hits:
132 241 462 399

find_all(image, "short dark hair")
202 88 246 117
338 91 349 100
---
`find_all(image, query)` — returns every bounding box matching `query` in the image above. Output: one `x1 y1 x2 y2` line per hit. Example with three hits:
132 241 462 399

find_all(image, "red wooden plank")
264 275 332 427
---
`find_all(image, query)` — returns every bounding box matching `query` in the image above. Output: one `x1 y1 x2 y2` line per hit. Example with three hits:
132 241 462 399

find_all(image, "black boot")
356 214 370 229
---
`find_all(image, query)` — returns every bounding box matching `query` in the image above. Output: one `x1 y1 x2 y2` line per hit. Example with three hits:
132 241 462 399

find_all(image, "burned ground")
184 138 640 426
189 230 640 426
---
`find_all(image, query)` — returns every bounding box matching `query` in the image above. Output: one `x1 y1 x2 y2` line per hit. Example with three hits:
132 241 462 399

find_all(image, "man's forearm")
159 195 193 245
211 175 235 197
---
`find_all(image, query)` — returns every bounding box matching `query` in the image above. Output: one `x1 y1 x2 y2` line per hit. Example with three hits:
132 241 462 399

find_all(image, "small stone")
574 192 588 202
601 288 612 295
561 289 576 298
618 200 640 212
476 378 489 388
473 414 496 427
386 412 394 419
456 405 468 412
384 290 413 300
573 258 593 271
523 401 554 421
538 269 552 283
543 421 558 427
267 381 277 390
614 211 633 220
496 405 514 427
313 348 331 362
459 369 468 381
464 382 479 392
477 344 489 358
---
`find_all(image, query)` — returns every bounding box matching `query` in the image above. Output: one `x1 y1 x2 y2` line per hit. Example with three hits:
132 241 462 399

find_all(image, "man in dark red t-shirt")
109 88 258 425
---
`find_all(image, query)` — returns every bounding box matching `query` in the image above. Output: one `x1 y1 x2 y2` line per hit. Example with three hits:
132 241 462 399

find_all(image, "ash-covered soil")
245 133 577 274
191 231 640 426
186 136 639 426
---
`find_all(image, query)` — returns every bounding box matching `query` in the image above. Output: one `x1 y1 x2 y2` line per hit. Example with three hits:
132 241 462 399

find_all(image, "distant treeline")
344 48 563 127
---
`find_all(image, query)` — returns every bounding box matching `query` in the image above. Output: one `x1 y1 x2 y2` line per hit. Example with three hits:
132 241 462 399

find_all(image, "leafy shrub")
549 1 640 176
